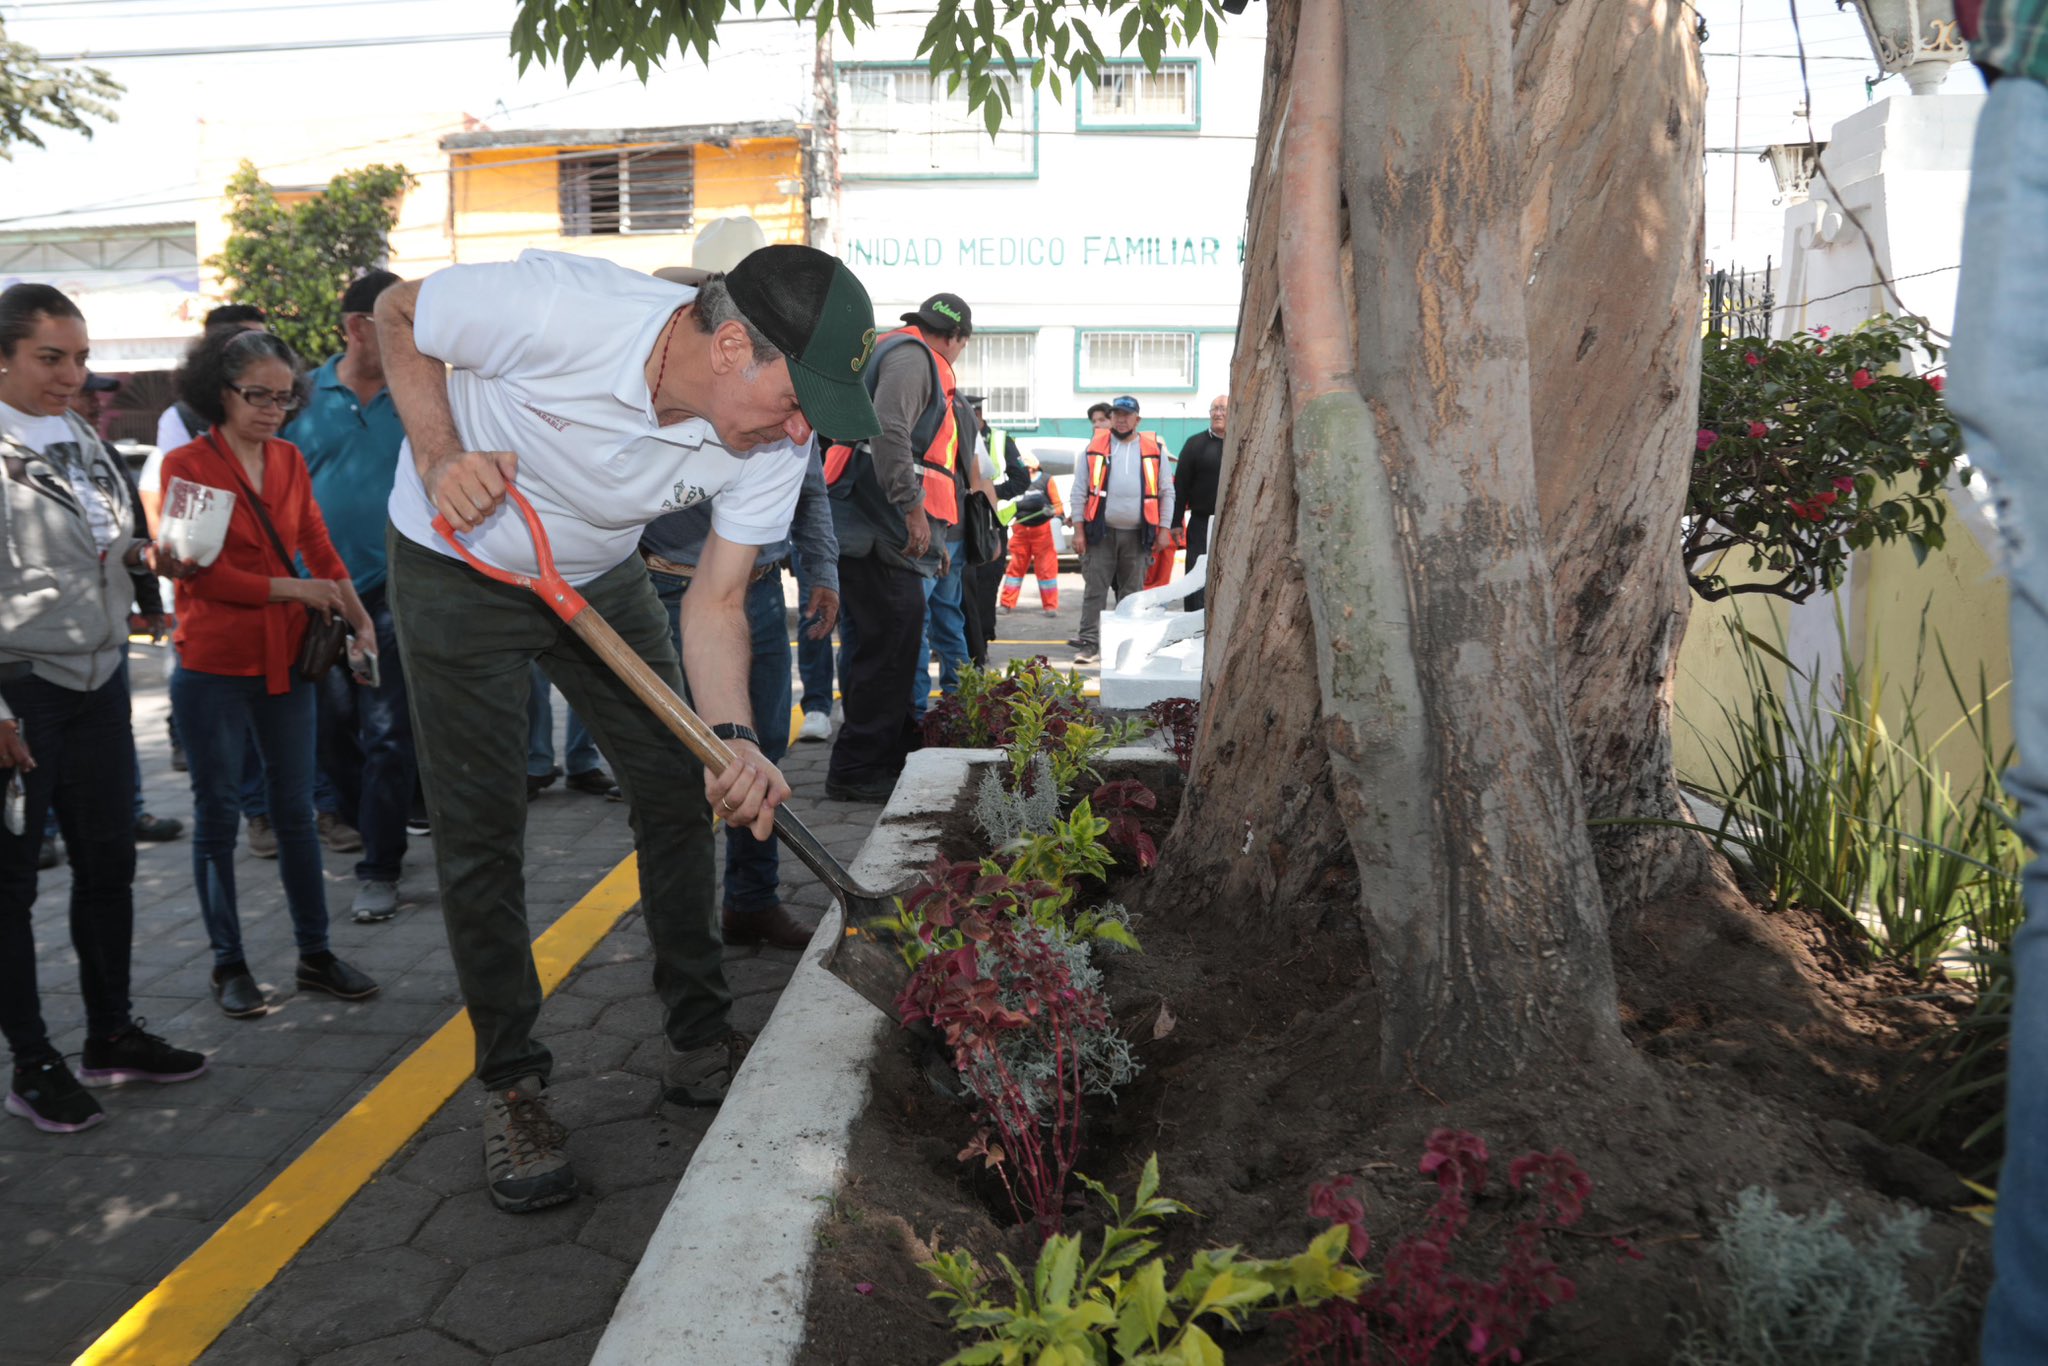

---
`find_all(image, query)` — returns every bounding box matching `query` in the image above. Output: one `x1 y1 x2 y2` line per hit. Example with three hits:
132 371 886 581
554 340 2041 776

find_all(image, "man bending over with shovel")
376 247 880 1213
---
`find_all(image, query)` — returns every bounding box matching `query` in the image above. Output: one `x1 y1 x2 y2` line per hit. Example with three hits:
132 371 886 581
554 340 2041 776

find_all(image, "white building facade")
822 11 1264 449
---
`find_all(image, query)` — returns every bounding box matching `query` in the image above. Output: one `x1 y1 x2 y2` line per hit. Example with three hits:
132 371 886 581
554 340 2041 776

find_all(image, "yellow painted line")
75 854 646 1366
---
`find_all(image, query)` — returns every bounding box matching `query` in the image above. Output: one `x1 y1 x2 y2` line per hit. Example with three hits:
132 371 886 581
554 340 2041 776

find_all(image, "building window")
1078 330 1195 391
839 65 1035 177
955 332 1037 426
559 147 695 236
1079 61 1199 131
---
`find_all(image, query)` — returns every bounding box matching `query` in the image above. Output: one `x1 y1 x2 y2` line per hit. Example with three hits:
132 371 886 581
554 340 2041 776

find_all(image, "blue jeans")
173 670 330 968
652 567 792 913
168 654 269 819
1951 76 2048 1366
526 663 602 777
315 585 415 882
0 670 136 1060
791 544 836 716
912 538 967 719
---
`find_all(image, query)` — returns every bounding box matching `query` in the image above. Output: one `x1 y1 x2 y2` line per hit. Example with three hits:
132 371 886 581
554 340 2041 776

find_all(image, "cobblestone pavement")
0 573 1089 1365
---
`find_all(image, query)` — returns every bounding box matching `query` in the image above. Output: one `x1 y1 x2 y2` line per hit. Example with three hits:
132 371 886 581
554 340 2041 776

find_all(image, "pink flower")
854 1282 875 1296
1697 429 1719 451
1748 422 1769 439
1833 475 1855 492
1928 374 1946 392
1745 351 1761 367
1852 369 1874 389
1816 325 1832 339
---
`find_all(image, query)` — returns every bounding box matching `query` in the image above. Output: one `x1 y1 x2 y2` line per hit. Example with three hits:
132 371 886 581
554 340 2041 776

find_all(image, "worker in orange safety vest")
999 449 1066 615
1070 394 1174 666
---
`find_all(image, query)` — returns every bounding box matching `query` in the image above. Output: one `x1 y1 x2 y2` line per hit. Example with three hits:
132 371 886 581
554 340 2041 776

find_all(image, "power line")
5 0 467 20
30 31 510 59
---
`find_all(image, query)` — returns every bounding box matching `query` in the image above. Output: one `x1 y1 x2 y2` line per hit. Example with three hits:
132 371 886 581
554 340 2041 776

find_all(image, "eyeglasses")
227 383 301 413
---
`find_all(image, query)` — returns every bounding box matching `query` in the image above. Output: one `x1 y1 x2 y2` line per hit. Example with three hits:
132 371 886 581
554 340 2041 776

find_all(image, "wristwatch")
711 722 760 748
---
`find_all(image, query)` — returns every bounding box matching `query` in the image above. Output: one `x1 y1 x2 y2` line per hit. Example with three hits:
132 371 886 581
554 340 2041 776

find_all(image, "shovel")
433 486 914 1019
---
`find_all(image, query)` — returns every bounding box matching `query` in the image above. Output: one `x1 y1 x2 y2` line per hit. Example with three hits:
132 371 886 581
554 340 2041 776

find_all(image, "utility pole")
807 28 841 252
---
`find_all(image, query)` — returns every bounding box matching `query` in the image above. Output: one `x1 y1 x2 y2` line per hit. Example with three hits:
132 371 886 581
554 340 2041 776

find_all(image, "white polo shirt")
387 249 807 586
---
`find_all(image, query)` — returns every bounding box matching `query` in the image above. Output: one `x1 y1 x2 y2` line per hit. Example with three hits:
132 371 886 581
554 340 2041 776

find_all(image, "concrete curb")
590 745 1172 1366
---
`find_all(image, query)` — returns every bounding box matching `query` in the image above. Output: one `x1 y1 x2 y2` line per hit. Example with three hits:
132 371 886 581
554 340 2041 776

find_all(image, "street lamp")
1839 0 1970 95
1761 141 1827 203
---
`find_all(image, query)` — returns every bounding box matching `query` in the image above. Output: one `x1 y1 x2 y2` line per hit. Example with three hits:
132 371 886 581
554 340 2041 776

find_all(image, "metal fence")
1705 260 1775 341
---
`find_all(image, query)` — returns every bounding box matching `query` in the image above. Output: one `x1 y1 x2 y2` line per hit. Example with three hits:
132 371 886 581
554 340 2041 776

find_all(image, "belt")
643 552 787 585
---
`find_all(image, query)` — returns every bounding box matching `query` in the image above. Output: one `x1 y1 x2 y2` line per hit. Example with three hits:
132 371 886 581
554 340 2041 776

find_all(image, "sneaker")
798 710 833 743
135 812 184 842
664 1030 752 1108
296 953 380 1001
565 767 614 796
483 1076 577 1213
37 838 60 870
1073 649 1100 666
351 880 400 924
317 812 363 853
405 810 432 835
5 1056 104 1133
79 1021 208 1086
1044 608 1059 617
1066 637 1084 648
245 814 278 859
212 964 267 1019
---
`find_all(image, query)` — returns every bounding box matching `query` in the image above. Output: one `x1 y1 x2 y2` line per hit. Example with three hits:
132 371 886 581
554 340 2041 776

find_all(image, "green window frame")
837 62 1040 180
1075 59 1201 133
1073 327 1202 395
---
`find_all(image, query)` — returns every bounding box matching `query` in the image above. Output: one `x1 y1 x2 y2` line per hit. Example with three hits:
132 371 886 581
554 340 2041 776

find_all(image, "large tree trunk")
1162 0 1703 1091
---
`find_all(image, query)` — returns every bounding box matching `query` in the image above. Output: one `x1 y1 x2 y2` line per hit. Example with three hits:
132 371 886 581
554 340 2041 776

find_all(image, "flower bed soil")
798 766 1989 1365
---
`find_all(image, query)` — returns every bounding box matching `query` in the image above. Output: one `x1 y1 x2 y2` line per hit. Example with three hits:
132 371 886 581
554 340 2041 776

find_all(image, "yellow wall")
448 136 805 268
1672 491 2014 792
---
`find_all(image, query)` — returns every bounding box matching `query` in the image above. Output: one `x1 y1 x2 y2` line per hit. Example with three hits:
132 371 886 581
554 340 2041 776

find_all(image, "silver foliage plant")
974 753 1062 848
1675 1187 1957 1366
966 920 1139 1121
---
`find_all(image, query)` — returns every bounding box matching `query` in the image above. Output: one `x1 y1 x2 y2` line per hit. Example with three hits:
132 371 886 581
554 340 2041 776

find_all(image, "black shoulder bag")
210 433 351 682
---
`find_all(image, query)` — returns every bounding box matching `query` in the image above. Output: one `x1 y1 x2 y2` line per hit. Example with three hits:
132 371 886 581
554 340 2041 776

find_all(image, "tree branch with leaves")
0 20 120 160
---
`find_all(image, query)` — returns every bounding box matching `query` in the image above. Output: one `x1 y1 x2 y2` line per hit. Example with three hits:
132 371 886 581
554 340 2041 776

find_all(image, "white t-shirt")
387 249 809 586
0 400 121 553
142 406 197 494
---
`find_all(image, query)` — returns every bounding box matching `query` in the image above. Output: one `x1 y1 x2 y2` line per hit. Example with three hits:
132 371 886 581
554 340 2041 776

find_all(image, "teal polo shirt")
291 355 407 592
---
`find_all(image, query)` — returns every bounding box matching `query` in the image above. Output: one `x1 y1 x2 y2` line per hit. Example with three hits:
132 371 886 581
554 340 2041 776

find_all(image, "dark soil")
799 771 1990 1366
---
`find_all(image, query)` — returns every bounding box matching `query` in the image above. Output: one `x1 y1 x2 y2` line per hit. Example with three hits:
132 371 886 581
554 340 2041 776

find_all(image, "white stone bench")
1100 554 1206 709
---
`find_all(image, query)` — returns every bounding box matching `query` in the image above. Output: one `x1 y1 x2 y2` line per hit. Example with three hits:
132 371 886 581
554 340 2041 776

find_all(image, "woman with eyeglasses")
160 326 379 1017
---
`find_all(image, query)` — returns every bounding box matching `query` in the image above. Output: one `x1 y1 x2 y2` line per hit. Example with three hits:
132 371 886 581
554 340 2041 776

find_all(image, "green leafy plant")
923 1155 1368 1365
927 659 1149 800
1690 315 1964 603
1 23 120 159
208 161 414 363
1673 1188 1957 1366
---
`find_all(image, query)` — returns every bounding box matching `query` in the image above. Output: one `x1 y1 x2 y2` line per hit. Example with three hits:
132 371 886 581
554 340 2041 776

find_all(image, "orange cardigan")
162 433 350 694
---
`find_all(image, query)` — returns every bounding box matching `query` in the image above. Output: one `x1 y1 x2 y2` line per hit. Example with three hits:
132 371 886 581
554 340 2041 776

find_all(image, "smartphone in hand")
350 649 381 689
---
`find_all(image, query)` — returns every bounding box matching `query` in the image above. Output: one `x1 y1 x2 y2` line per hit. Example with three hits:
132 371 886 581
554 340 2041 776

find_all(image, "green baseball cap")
721 245 881 443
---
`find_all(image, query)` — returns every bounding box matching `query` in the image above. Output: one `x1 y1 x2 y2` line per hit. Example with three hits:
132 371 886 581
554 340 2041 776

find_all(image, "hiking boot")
665 1030 752 1108
5 1056 104 1133
565 767 614 796
798 710 832 743
483 1076 577 1213
212 964 267 1019
296 953 380 1001
722 903 814 951
245 814 278 859
134 812 184 842
318 812 363 853
351 880 400 924
80 1021 208 1087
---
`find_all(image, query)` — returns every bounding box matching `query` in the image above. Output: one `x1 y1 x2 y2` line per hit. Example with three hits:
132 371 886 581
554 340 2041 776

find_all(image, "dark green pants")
387 527 727 1088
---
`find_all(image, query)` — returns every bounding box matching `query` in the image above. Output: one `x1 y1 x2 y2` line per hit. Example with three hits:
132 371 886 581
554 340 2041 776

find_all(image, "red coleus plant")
1281 1131 1605 1366
1090 779 1159 870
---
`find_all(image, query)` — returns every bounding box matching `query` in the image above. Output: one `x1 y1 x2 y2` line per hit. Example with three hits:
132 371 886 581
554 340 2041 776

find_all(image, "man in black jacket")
1173 394 1226 611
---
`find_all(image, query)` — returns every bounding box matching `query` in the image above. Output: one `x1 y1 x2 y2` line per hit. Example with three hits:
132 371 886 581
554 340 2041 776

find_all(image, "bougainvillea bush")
1688 314 1964 603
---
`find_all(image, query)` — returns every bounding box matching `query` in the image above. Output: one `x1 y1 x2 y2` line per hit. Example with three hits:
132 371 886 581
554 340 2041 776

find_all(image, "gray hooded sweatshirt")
0 409 159 694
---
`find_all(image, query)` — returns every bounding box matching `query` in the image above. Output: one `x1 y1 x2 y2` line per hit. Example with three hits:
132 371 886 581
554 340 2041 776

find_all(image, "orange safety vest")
1082 429 1164 541
822 326 960 525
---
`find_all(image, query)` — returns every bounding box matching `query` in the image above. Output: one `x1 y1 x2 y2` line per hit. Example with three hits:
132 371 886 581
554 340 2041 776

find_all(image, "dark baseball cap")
341 269 401 315
722 244 881 442
901 292 972 337
1111 394 1141 413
